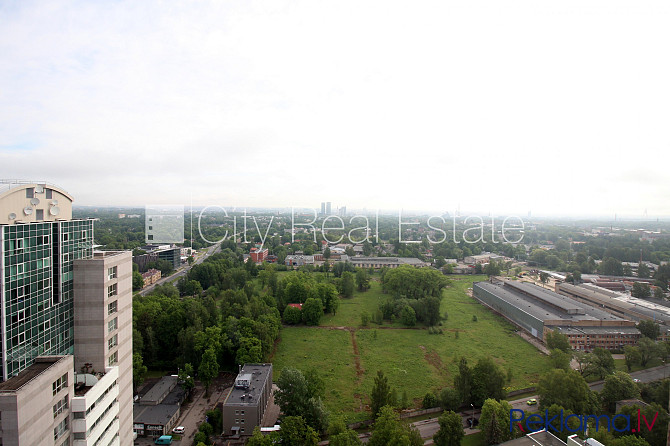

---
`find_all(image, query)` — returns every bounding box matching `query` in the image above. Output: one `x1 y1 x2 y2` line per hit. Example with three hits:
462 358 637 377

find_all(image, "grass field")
271 275 551 422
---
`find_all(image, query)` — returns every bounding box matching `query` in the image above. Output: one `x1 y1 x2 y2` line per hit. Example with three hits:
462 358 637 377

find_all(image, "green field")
271 275 551 422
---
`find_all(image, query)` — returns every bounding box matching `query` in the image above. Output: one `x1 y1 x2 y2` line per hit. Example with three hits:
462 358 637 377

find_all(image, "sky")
1 0 669 218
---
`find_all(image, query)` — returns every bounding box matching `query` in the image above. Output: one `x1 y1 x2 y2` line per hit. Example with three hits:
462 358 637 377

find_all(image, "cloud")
0 0 669 217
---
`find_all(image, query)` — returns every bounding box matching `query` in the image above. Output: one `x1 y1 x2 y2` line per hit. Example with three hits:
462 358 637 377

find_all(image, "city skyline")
1 1 669 217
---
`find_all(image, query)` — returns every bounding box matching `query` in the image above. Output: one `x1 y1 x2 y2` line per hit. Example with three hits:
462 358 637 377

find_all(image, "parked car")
154 436 173 445
526 398 537 405
172 426 185 434
633 378 641 383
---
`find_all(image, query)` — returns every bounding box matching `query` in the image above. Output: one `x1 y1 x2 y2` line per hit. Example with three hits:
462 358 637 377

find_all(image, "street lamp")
471 403 475 428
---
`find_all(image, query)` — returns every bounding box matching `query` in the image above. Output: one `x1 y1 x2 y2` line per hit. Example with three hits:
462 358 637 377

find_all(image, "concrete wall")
0 356 74 446
74 251 133 446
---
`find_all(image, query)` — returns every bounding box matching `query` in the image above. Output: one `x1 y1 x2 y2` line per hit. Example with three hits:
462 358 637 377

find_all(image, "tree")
632 282 651 299
368 406 422 446
573 350 594 376
453 357 473 405
433 410 464 446
274 368 329 432
400 305 416 327
199 347 219 396
539 272 549 287
341 271 355 297
638 337 661 367
178 363 195 395
273 416 319 446
329 417 363 446
600 257 624 276
638 262 651 279
132 271 144 291
283 304 303 324
546 330 571 352
132 352 147 392
537 369 597 414
590 347 615 379
549 348 571 370
624 345 641 372
438 387 461 412
302 298 324 326
356 269 370 292
479 399 516 445
637 320 660 340
370 370 393 419
471 358 507 406
654 286 665 299
247 427 273 446
601 371 640 412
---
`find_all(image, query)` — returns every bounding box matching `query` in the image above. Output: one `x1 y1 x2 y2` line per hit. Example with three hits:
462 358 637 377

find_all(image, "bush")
423 392 438 409
400 305 416 327
472 315 478 322
283 305 302 325
361 311 370 327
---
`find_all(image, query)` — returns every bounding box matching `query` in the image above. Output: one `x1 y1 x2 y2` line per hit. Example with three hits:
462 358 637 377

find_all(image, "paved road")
391 364 670 445
138 241 222 296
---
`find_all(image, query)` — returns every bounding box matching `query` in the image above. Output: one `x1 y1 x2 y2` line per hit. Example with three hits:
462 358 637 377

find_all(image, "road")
138 241 222 296
397 363 670 444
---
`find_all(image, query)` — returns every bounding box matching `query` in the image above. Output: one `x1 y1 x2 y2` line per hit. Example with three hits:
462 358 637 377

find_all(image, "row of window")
54 418 68 441
53 373 68 396
53 395 68 418
25 187 54 199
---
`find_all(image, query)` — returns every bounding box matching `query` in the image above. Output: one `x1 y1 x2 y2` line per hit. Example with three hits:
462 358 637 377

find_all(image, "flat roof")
142 376 177 404
134 403 180 425
223 363 272 407
475 282 627 323
0 356 66 392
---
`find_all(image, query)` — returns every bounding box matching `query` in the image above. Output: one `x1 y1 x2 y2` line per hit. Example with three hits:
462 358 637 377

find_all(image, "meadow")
271 274 552 422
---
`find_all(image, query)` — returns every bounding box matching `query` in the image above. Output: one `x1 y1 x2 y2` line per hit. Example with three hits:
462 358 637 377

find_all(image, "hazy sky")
1 0 669 217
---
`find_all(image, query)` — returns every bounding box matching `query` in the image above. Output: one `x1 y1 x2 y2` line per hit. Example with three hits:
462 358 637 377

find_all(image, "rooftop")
134 403 180 425
223 363 272 407
0 356 66 392
141 376 178 405
475 281 629 323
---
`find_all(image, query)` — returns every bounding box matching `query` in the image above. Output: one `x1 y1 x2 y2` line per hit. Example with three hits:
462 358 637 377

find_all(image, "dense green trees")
370 370 394 419
274 368 329 433
537 369 598 414
433 410 464 446
302 298 324 326
453 357 506 406
368 406 422 446
637 320 660 340
479 399 518 445
601 371 640 412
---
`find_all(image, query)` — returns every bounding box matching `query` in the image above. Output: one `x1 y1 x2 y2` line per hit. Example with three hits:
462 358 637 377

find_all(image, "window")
108 334 118 350
108 300 117 315
81 230 87 240
107 266 117 280
108 352 118 366
46 188 53 199
54 418 67 441
148 235 154 241
107 284 117 298
240 410 245 415
62 233 69 242
26 188 34 198
53 373 68 395
53 396 68 418
10 239 23 254
17 332 25 344
108 317 117 333
36 209 44 220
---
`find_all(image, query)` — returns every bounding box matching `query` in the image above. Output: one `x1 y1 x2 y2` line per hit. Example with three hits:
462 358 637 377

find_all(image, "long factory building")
473 280 640 351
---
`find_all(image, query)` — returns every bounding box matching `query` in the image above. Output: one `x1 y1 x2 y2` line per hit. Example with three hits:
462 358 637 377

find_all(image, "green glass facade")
0 219 93 379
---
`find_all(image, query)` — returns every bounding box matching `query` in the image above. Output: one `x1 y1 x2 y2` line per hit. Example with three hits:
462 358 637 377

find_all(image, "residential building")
347 257 428 269
0 180 133 445
222 363 273 437
250 248 268 264
141 268 161 288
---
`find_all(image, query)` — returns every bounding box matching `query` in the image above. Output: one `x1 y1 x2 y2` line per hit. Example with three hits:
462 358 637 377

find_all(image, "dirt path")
350 329 364 382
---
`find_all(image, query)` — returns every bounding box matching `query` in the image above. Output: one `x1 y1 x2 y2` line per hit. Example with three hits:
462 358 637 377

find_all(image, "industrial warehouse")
473 280 641 351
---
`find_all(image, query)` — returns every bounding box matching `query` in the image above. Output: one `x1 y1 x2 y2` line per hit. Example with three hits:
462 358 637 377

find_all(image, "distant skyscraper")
0 180 133 445
320 202 326 215
339 206 347 217
326 202 331 215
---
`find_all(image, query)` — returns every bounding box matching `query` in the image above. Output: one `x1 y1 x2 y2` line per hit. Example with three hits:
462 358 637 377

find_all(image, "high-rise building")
326 202 331 215
0 180 133 445
320 202 326 215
